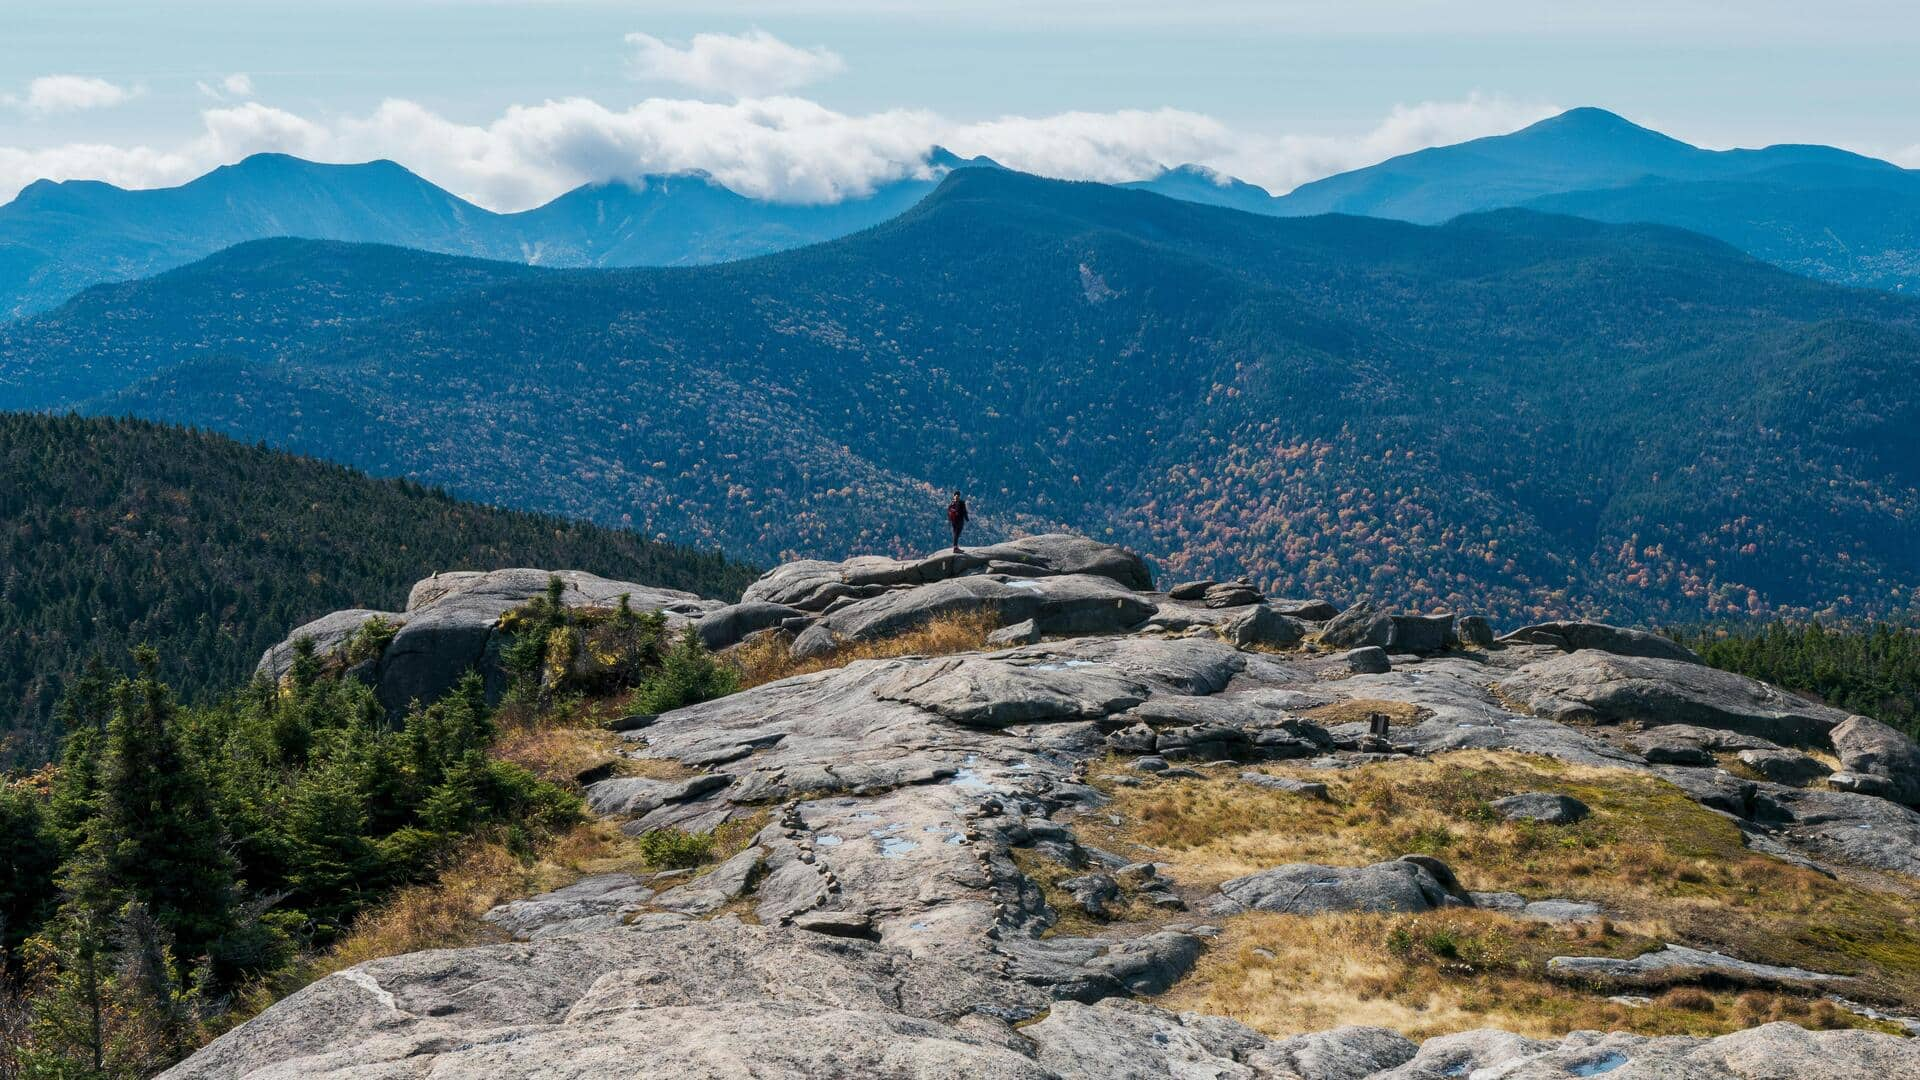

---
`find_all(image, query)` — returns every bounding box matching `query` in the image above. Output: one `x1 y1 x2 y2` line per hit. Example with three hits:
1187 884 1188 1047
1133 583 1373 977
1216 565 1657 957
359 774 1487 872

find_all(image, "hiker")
946 491 969 553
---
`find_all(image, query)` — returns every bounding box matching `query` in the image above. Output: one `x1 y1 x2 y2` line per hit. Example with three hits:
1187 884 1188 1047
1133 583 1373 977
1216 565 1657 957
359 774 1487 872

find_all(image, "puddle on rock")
1570 1053 1629 1077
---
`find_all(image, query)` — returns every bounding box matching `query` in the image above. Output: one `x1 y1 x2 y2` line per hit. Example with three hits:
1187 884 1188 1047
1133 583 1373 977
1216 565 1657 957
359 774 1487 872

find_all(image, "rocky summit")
184 535 1920 1079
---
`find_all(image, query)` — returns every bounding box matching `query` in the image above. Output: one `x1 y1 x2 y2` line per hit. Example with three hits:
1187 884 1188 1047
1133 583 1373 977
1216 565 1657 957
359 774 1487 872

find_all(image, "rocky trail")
170 536 1920 1078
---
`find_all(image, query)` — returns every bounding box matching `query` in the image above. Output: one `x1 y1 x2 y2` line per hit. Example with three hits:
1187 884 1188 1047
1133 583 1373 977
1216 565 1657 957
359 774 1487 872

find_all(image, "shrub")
635 827 714 870
343 616 399 665
631 630 739 715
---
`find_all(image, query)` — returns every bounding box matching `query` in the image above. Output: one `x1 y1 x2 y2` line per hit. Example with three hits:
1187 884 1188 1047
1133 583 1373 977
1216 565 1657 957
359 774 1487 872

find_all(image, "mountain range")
5 168 1914 626
0 148 998 320
1265 108 1920 293
3 108 1917 321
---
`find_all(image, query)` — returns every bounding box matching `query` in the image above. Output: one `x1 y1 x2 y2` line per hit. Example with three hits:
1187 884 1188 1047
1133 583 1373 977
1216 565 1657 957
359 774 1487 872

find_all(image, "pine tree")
279 761 379 942
0 783 61 971
632 629 740 714
77 648 242 984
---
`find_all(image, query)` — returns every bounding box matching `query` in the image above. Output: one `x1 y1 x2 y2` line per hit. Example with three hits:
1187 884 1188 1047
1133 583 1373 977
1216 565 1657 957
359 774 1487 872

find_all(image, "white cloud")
944 109 1234 184
6 75 137 114
198 72 256 101
625 29 845 98
0 84 1559 212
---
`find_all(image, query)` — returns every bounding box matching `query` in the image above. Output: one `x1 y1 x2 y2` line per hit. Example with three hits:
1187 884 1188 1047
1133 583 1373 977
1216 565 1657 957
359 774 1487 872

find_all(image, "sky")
2 0 1917 211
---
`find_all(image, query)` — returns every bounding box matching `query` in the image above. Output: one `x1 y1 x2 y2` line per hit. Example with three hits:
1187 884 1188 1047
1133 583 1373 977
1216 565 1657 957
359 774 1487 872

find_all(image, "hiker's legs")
951 521 963 552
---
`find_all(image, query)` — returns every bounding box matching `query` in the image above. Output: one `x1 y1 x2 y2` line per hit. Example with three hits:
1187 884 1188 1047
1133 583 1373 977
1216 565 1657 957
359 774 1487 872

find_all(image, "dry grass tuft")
491 721 621 787
728 611 999 688
1302 699 1431 727
310 818 649 980
1157 908 1890 1040
1082 750 1920 1035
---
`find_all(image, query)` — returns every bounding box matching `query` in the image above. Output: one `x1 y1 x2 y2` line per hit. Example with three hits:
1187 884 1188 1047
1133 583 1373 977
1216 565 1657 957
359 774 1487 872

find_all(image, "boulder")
1320 600 1393 648
1496 621 1701 663
1201 581 1262 608
1496 651 1850 744
788 910 876 939
987 619 1042 647
1629 729 1718 766
1454 614 1495 647
651 846 766 915
1489 792 1590 825
1319 603 1452 654
373 568 717 716
1265 598 1339 622
1830 715 1920 806
1385 614 1454 655
1165 580 1214 601
255 608 401 683
1060 873 1122 918
1223 605 1306 649
790 622 840 660
584 774 730 818
1737 748 1830 787
1339 646 1391 674
481 874 656 940
1634 723 1779 753
1209 857 1467 915
695 602 806 652
1547 943 1850 991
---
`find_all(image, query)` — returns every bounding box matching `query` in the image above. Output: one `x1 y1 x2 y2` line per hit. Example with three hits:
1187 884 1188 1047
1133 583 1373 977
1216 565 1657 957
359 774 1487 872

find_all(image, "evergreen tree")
75 648 242 984
632 628 741 714
0 783 61 972
279 761 379 943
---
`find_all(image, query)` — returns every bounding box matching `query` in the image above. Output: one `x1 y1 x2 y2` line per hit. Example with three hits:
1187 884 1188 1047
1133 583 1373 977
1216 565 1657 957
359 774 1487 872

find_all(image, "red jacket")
947 499 968 526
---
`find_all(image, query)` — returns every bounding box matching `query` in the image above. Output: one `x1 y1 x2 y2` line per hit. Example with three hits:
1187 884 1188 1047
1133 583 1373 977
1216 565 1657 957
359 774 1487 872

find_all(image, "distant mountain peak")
1513 106 1693 149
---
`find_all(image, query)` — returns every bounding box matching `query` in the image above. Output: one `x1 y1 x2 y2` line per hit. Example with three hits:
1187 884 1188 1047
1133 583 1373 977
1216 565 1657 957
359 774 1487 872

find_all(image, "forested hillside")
0 414 755 767
1676 621 1920 739
7 170 1919 628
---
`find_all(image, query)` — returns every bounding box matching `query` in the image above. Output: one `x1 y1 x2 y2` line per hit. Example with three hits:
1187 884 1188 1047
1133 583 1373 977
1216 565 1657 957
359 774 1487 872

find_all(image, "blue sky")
3 1 1917 209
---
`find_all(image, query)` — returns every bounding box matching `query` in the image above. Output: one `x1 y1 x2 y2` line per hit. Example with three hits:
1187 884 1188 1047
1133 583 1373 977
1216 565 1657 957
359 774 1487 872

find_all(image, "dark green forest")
1675 621 1920 740
0 413 757 767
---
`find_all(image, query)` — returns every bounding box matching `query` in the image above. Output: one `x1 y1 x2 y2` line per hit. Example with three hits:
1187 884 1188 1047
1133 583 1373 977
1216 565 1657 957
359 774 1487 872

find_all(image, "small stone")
1129 755 1169 773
